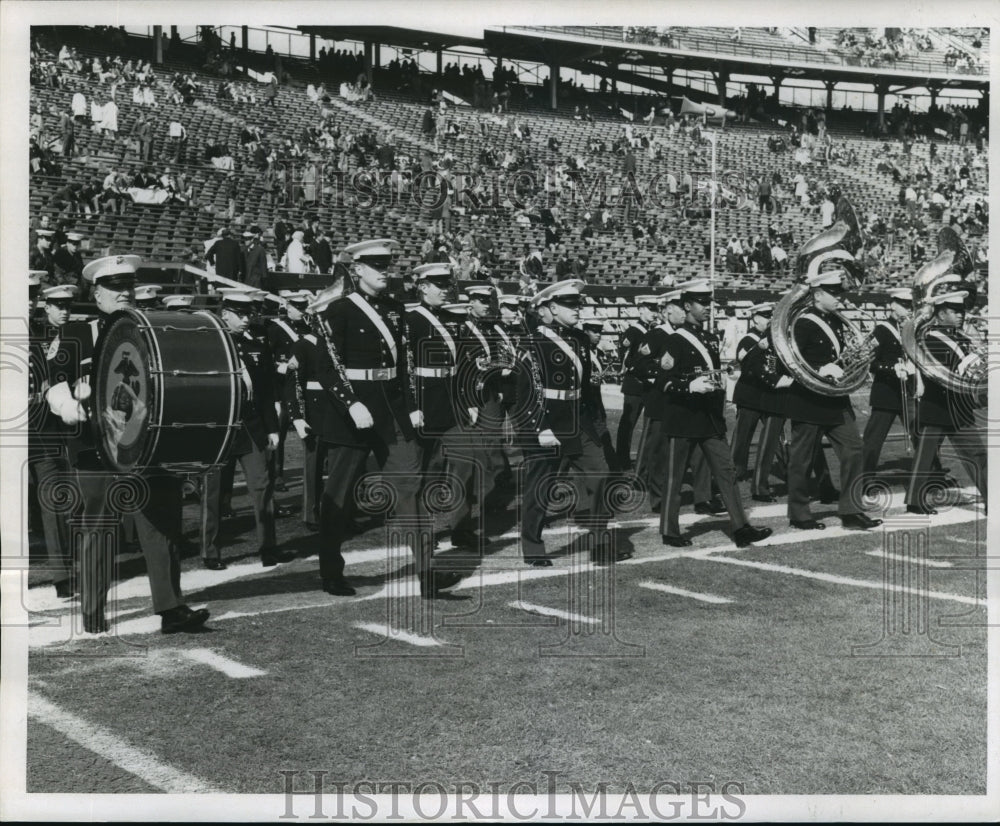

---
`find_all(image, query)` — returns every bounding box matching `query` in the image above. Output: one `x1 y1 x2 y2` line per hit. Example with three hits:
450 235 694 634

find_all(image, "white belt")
344 367 397 381
413 366 455 378
543 388 580 400
306 381 323 390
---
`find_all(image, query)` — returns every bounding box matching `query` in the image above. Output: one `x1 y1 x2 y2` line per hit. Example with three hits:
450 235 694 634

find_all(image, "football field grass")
20 395 990 797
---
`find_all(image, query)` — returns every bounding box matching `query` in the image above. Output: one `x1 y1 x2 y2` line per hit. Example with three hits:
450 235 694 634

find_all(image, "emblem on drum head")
102 346 149 463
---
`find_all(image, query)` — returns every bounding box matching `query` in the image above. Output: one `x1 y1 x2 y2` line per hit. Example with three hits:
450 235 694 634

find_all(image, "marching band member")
312 239 462 599
785 270 882 530
729 303 794 502
267 292 311 492
517 280 633 567
407 265 485 550
48 255 209 633
633 289 718 516
905 285 987 514
655 280 772 548
615 295 660 471
203 288 290 569
30 281 78 598
861 287 919 484
133 283 160 308
580 316 617 470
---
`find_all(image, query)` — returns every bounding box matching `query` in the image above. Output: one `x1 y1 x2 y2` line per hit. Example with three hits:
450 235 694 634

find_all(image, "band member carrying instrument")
517 280 634 567
903 268 987 515
615 295 660 472
654 279 772 548
311 239 462 599
861 287 919 486
729 303 794 502
267 293 311 492
580 315 617 471
47 255 210 634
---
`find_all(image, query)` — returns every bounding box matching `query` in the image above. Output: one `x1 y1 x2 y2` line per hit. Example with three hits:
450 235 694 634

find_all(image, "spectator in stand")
133 112 154 161
30 229 56 282
242 227 268 288
310 229 333 274
281 230 313 273
71 90 87 121
53 230 85 288
207 228 244 279
820 193 836 228
757 175 772 213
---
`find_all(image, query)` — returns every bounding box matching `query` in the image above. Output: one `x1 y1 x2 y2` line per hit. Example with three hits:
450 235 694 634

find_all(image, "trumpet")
683 364 736 390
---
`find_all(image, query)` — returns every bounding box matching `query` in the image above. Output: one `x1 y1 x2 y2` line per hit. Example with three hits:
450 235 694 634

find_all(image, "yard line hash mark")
28 692 219 793
864 550 954 568
177 648 267 678
638 580 734 604
509 601 600 624
353 622 445 647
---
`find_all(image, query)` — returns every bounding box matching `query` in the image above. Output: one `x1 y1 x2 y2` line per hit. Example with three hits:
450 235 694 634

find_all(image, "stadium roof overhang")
297 26 484 52
483 27 989 93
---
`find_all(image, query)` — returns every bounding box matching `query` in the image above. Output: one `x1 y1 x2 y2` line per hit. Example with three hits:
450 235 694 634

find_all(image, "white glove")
73 378 91 401
47 381 88 424
775 375 794 389
818 363 844 380
276 361 289 375
689 375 715 394
758 338 770 351
349 401 374 430
266 432 279 451
893 362 909 380
468 407 479 426
410 410 424 429
914 371 925 399
293 418 309 440
287 355 299 371
538 429 560 447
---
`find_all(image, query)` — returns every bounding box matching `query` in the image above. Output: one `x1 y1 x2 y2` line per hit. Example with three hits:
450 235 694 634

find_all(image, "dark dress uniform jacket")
515 322 598 453
620 321 648 396
657 322 728 438
244 243 268 288
52 317 104 467
231 330 280 453
868 320 913 413
267 317 306 405
406 303 462 437
785 310 853 426
316 290 417 448
732 330 786 416
632 324 674 421
53 246 84 287
918 326 980 429
455 317 509 412
207 237 244 280
29 321 74 446
291 331 347 444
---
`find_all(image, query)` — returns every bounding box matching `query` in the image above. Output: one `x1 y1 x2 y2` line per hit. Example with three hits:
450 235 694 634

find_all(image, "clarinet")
308 312 356 404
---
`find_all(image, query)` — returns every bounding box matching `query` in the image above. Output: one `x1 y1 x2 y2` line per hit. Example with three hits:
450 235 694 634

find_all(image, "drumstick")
182 264 285 306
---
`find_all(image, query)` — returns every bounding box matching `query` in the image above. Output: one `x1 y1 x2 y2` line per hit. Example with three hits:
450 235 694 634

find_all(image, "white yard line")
863 550 954 568
177 648 267 679
694 555 979 605
637 580 733 604
508 601 600 624
27 692 219 793
353 621 445 647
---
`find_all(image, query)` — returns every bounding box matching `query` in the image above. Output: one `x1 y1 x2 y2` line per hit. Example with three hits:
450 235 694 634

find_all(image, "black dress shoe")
261 549 296 566
694 498 727 516
323 578 357 596
592 548 634 566
160 605 210 634
841 513 883 530
274 477 288 492
816 489 840 504
751 493 777 503
733 524 773 547
662 535 693 547
450 529 487 549
420 570 464 598
906 504 938 516
203 558 228 571
789 519 825 530
525 556 553 567
54 580 74 599
274 503 295 518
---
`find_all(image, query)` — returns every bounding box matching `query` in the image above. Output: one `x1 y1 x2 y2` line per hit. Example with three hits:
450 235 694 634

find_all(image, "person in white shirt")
71 91 87 120
281 230 313 274
820 196 835 228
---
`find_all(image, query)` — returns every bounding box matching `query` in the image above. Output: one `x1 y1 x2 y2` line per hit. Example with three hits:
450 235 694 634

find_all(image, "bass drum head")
92 309 157 473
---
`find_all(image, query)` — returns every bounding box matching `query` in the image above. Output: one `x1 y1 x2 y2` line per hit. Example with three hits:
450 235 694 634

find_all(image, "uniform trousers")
731 406 763 477
75 468 184 622
521 429 610 559
301 434 327 525
273 394 291 481
862 404 925 476
751 414 786 497
615 393 644 469
202 439 275 560
787 411 864 522
637 417 711 508
661 435 747 537
319 426 426 585
29 447 73 588
905 423 987 507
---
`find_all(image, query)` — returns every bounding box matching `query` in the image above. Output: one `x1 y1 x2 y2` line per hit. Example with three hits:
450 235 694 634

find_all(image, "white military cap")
531 279 585 307
41 284 78 302
82 254 142 286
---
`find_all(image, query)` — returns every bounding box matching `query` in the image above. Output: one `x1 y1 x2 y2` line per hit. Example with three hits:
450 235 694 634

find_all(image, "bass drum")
91 308 242 473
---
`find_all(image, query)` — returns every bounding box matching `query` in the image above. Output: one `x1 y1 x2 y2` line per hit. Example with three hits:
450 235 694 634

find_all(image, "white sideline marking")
509 601 599 624
695 555 979 605
864 550 954 568
28 692 219 793
178 648 266 679
353 622 443 647
637 580 733 604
